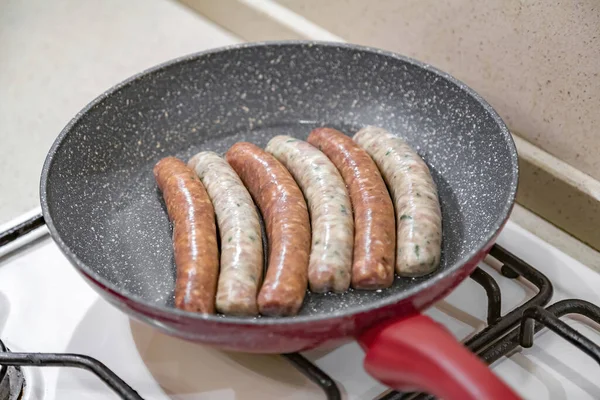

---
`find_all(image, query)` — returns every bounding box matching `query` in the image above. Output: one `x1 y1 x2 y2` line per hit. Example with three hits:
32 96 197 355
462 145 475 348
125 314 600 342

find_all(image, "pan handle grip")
357 314 521 400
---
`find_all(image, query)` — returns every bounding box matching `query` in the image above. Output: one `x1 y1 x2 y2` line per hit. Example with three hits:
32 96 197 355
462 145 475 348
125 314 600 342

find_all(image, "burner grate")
377 244 554 400
483 299 600 367
0 215 45 248
0 340 24 400
0 344 143 400
2 214 600 400
283 353 342 400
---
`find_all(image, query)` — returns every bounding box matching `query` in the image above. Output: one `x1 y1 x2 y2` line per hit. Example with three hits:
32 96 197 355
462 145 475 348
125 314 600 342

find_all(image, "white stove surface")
1 212 599 400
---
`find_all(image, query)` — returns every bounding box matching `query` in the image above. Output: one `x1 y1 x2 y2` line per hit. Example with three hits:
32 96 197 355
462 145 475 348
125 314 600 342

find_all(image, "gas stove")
1 209 599 399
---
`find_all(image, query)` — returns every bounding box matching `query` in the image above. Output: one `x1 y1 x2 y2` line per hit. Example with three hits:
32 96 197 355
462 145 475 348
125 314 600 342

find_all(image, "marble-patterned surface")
0 0 239 224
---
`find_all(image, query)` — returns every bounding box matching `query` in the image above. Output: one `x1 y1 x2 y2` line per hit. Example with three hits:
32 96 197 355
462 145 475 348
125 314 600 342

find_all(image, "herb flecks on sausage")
266 135 353 293
354 126 442 277
188 151 263 316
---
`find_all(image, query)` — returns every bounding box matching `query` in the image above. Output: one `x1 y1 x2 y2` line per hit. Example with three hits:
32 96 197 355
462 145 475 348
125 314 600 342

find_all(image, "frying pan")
40 41 519 399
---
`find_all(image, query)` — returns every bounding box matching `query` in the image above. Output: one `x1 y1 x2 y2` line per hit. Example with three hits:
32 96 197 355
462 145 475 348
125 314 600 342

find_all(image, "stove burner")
3 213 600 400
0 341 24 400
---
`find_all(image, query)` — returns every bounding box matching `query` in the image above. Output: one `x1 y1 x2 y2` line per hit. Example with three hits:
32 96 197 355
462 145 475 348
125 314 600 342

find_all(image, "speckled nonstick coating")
40 41 518 352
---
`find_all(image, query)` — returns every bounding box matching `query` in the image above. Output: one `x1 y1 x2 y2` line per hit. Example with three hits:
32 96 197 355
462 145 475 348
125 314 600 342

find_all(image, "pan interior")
42 43 517 319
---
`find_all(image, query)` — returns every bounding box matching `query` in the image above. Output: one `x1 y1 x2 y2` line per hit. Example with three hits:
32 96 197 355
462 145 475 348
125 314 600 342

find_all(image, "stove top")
1 210 599 399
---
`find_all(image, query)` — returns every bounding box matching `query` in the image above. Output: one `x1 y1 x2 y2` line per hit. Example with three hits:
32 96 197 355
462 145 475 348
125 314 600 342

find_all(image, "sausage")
153 157 219 314
265 135 353 293
353 126 442 276
188 151 263 316
307 128 395 289
225 142 310 316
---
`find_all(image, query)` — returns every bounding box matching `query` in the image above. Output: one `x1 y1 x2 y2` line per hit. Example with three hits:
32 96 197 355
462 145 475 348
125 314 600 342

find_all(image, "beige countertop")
0 0 239 224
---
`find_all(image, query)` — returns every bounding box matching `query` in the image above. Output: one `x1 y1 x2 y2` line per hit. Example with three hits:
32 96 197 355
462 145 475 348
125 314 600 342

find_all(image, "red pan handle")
358 314 521 400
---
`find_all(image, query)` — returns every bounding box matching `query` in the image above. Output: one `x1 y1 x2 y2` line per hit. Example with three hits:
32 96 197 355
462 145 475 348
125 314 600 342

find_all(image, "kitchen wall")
276 0 600 181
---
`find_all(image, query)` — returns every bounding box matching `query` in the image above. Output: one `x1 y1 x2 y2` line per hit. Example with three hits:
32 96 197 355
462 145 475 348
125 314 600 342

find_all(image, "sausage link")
188 151 263 316
353 126 442 276
308 128 395 289
225 142 310 316
266 135 353 293
153 157 219 314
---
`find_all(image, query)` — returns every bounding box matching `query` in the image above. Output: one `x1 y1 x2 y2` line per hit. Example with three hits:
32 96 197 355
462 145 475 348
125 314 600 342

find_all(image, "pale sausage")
188 151 263 316
354 126 442 276
266 135 353 293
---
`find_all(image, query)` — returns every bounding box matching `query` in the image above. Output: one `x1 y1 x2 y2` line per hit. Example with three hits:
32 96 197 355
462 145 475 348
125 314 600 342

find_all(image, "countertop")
0 0 240 224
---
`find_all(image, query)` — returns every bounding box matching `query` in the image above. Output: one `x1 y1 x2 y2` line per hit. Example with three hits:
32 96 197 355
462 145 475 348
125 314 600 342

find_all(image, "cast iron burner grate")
377 247 600 400
0 341 24 400
2 215 600 400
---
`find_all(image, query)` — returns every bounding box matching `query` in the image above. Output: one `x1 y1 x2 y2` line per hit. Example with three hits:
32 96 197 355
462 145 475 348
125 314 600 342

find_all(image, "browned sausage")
226 142 310 316
153 157 219 314
308 128 395 289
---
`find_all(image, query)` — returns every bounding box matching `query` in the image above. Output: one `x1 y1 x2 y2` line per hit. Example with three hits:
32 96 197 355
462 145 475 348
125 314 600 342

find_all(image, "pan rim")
40 40 519 325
